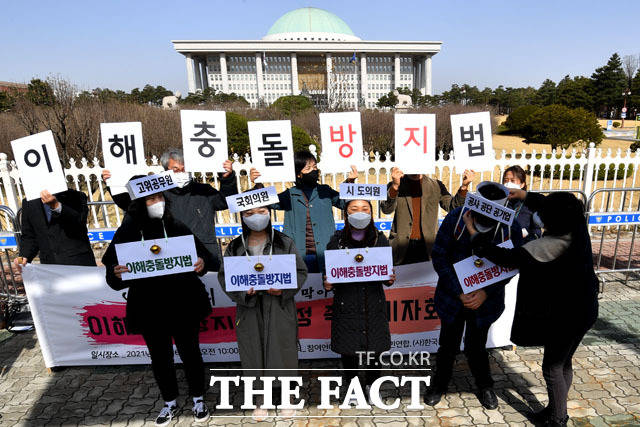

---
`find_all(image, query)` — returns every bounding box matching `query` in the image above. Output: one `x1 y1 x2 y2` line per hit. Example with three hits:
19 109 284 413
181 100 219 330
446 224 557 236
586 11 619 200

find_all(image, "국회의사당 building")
172 7 441 109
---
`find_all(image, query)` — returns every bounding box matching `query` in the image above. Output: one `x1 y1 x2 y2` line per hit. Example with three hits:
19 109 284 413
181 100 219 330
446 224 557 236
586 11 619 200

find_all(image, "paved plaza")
1 273 640 426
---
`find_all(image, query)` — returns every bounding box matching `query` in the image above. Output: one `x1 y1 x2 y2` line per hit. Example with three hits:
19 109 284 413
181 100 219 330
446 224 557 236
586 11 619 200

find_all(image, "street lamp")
622 89 631 127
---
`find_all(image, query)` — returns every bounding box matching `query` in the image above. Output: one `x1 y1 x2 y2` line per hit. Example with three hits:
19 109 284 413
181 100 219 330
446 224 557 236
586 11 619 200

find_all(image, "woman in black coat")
102 190 212 426
464 190 598 427
323 199 395 399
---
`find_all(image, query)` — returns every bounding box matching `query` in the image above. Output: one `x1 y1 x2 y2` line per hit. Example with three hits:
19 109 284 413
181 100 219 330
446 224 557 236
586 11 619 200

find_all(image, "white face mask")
174 172 191 188
533 212 544 228
473 219 494 233
147 201 165 219
504 182 522 190
348 212 372 229
243 213 270 231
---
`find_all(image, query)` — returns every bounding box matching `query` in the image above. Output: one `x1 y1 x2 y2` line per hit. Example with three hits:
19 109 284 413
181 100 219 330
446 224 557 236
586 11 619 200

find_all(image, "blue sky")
2 0 639 95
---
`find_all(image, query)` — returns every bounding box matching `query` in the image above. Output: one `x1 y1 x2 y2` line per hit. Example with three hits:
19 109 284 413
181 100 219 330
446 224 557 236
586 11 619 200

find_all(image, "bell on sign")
150 244 161 254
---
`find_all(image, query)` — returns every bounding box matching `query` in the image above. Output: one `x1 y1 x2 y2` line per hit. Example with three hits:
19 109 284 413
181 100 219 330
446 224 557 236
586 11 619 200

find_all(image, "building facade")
172 7 441 109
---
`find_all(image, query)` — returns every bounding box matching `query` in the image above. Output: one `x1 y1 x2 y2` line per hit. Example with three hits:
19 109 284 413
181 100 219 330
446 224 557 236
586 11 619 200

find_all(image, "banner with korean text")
22 263 516 367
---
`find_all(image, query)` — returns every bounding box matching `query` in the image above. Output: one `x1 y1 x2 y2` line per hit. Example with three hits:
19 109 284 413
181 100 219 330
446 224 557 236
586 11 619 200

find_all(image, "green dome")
265 8 358 40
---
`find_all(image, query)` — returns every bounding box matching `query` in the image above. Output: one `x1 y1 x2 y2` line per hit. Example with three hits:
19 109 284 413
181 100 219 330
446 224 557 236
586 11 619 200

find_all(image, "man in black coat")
102 147 238 272
14 189 96 267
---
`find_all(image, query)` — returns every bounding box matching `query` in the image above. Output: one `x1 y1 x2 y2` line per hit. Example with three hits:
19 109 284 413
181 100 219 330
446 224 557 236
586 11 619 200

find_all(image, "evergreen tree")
591 53 626 115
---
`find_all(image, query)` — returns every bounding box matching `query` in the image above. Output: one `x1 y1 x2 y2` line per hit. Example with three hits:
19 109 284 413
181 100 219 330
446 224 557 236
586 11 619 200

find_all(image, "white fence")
0 143 638 233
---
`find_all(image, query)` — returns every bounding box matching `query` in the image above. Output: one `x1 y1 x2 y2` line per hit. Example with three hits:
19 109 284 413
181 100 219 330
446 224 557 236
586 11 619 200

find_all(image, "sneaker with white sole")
192 399 210 423
155 404 178 426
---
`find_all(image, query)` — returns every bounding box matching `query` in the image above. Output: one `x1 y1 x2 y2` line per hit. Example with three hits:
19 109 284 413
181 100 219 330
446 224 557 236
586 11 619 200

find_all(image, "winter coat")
508 199 542 242
431 207 524 328
19 189 96 266
473 192 599 346
109 173 238 271
380 176 466 264
327 229 393 355
217 229 307 374
102 199 212 334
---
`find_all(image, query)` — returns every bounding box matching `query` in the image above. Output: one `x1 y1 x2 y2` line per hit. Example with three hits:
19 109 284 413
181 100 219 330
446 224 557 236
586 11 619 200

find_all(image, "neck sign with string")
464 192 515 226
115 232 198 280
324 246 393 283
126 171 177 199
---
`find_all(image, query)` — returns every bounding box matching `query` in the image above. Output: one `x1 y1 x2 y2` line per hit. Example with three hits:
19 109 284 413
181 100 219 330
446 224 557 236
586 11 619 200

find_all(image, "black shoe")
192 399 210 423
155 404 178 426
530 406 550 423
423 389 443 406
542 415 568 426
478 388 498 409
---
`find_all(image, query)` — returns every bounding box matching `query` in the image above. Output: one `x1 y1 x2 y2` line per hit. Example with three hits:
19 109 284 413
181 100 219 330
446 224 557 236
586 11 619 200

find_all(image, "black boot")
423 388 444 406
529 406 550 423
478 388 498 409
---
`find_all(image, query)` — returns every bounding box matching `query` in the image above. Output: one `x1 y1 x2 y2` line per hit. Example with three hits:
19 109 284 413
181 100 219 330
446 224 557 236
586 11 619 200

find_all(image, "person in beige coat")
380 167 474 264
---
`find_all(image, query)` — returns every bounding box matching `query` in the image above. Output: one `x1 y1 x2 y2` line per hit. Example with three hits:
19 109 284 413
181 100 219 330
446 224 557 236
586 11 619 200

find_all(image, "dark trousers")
402 239 429 265
433 309 493 392
142 323 206 401
542 326 590 423
341 354 379 387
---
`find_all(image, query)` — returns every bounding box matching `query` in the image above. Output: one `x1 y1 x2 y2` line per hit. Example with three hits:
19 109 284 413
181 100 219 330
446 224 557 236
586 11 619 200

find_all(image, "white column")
290 53 299 95
394 54 401 90
185 54 197 94
194 57 203 92
255 53 264 102
200 60 209 89
325 53 332 105
417 61 424 95
220 53 229 93
359 53 367 105
425 55 432 96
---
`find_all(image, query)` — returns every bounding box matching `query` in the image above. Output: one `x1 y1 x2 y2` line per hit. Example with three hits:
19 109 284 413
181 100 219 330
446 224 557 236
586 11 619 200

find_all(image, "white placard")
180 110 228 173
115 235 197 280
319 112 365 173
223 254 298 291
454 240 518 294
226 186 279 213
126 171 177 199
248 120 295 183
339 183 386 201
394 114 436 174
324 246 393 283
100 122 146 188
464 192 515 226
11 130 67 201
450 112 493 172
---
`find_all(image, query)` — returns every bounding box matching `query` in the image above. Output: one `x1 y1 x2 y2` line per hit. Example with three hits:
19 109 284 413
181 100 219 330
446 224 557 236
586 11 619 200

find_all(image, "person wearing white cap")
424 181 524 410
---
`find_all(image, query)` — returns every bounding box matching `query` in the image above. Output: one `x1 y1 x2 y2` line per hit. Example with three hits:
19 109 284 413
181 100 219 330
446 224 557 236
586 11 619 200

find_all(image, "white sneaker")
155 404 177 426
192 399 210 423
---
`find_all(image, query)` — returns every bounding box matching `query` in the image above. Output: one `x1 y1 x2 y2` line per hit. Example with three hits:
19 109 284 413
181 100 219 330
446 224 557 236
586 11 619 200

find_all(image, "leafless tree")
622 54 639 87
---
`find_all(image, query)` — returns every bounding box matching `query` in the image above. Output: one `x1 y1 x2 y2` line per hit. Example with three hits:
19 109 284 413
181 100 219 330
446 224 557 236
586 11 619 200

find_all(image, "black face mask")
297 170 319 188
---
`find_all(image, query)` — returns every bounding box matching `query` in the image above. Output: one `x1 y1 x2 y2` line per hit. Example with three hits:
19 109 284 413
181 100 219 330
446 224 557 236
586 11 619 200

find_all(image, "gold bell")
254 262 264 272
150 244 161 254
474 258 484 268
354 253 364 263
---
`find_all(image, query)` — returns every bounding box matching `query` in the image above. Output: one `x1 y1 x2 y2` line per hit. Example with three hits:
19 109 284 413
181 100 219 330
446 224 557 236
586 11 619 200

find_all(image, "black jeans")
542 325 590 423
432 309 493 392
142 323 206 401
341 354 379 387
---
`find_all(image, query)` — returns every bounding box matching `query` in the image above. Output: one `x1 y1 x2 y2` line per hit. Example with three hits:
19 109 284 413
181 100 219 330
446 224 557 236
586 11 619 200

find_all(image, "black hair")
340 199 378 247
294 150 317 176
503 165 528 191
540 192 584 237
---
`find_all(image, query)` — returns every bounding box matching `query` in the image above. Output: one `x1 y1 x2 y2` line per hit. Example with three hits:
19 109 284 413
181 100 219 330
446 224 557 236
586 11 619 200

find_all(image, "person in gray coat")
217 205 307 420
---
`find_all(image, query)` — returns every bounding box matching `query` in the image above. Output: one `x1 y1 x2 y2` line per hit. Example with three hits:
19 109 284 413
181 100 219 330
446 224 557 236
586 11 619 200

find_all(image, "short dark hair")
294 150 316 176
503 165 528 191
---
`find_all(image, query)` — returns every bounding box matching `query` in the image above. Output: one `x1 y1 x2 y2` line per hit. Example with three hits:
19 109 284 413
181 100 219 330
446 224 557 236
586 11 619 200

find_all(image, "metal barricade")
0 205 26 329
586 187 640 290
